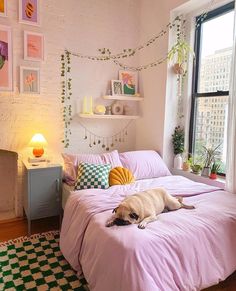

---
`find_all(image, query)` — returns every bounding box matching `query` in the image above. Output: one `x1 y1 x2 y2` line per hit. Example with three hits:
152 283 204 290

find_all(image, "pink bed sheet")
60 175 236 291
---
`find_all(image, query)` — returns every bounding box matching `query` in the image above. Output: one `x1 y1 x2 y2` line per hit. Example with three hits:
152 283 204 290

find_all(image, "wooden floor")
0 217 235 290
0 216 59 242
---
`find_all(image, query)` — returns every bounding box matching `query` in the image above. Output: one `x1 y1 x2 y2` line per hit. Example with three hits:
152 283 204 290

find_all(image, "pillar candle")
83 96 87 114
90 96 93 114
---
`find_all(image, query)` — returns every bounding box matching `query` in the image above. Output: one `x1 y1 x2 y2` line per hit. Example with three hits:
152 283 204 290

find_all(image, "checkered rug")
0 231 89 290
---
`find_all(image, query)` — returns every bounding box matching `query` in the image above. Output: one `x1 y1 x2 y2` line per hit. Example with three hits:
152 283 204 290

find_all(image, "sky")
201 10 234 58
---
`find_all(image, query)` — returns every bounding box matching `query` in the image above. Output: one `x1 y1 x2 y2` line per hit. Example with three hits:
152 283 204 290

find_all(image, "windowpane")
198 10 234 93
193 96 228 173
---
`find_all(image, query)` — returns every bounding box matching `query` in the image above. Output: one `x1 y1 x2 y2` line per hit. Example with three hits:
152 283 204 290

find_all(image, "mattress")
62 183 74 209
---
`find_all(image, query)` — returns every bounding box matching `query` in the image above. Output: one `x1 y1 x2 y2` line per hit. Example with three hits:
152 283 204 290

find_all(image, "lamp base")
28 157 47 163
33 148 44 158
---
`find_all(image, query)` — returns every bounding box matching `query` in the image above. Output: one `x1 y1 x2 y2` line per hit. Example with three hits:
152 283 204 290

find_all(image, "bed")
60 151 236 291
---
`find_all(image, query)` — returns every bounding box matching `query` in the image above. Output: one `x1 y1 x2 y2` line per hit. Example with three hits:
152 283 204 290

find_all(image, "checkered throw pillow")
75 162 111 190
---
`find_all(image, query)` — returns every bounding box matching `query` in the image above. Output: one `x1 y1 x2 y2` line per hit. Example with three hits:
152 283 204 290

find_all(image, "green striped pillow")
75 162 111 190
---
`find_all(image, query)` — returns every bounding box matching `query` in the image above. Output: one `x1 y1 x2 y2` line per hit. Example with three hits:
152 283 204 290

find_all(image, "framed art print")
119 70 138 95
24 31 44 61
19 0 40 26
0 0 7 17
20 66 40 94
0 25 13 91
111 80 123 95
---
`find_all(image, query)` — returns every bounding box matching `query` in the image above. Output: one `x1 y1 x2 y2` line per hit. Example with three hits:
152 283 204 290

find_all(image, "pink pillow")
62 150 122 185
119 150 171 180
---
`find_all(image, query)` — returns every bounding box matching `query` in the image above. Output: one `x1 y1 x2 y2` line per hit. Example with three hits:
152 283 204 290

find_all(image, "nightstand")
22 161 62 236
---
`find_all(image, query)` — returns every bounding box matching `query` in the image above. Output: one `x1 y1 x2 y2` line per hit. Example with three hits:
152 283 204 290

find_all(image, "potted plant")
172 126 184 169
167 40 195 75
210 163 221 180
201 144 221 177
191 164 202 175
182 156 193 172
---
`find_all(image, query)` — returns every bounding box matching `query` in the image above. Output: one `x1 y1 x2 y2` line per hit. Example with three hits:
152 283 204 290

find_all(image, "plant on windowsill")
201 144 221 177
191 164 202 175
182 155 193 172
209 163 221 180
172 126 184 169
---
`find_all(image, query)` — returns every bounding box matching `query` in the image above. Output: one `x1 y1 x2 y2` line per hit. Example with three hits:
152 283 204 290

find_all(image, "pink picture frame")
24 31 44 61
19 0 40 26
0 25 13 91
0 0 7 17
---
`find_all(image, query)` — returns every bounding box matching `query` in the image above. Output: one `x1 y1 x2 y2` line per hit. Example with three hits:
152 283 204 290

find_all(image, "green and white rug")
0 231 89 290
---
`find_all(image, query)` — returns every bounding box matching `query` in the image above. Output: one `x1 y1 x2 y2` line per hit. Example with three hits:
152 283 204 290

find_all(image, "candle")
83 96 87 114
89 96 93 114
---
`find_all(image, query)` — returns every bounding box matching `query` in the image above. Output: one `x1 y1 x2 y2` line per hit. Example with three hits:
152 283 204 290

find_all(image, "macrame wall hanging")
61 0 216 149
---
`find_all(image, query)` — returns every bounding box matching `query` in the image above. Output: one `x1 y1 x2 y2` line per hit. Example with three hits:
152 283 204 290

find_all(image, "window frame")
189 1 235 175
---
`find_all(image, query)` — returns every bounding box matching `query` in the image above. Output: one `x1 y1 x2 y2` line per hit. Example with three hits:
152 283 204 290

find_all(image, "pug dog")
106 187 195 229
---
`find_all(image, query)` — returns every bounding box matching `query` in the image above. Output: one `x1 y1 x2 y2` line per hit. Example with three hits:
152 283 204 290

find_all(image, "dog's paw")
138 222 146 229
106 220 114 227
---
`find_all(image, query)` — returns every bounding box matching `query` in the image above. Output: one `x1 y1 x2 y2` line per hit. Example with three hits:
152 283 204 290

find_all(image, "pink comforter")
60 176 236 291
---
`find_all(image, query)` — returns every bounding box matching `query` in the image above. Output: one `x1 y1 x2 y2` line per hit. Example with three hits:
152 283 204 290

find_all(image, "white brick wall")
0 0 140 216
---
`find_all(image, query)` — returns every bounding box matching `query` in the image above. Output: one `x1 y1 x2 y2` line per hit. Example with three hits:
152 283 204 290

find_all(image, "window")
189 2 235 174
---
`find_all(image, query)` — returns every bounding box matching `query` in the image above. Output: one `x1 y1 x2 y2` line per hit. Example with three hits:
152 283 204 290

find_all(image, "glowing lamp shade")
29 133 47 158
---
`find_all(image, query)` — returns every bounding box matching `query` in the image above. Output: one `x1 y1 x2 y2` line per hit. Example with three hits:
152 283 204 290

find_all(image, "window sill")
171 168 225 189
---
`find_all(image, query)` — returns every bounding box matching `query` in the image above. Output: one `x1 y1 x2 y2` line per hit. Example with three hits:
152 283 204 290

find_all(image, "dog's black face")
113 218 131 226
112 207 139 226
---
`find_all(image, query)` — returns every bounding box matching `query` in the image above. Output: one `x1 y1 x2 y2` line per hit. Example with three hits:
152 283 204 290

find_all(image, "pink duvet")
60 176 236 291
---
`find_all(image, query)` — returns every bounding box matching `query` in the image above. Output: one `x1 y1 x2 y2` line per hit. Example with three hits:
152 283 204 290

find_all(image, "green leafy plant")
168 40 195 66
172 126 184 155
191 164 202 174
202 144 221 168
211 162 221 174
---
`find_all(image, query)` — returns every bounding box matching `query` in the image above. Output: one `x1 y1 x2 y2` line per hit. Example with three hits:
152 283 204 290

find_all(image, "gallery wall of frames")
0 0 43 94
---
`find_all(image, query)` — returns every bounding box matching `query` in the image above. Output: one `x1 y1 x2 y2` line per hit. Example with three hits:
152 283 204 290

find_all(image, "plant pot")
201 167 211 177
174 154 183 170
182 162 190 172
210 173 217 180
173 63 185 75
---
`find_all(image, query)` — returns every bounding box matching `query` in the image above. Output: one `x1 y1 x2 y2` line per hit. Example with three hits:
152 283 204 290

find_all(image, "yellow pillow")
109 167 135 186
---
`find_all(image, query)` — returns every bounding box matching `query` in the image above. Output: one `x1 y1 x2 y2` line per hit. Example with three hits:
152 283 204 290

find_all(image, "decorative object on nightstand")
23 161 62 236
29 133 47 158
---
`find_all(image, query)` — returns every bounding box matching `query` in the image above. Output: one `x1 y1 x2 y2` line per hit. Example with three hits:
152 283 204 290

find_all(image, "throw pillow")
75 162 111 190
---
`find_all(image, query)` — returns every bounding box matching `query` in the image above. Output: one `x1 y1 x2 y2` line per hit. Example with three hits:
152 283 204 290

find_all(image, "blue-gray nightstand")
23 161 62 236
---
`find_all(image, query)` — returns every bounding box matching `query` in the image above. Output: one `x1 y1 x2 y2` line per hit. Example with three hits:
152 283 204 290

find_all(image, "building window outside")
189 2 235 174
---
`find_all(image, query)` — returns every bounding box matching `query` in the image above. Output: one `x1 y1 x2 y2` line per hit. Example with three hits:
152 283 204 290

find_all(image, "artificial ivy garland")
61 51 72 148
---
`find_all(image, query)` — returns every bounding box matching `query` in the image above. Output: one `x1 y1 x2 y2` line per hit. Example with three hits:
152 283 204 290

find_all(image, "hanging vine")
61 51 72 148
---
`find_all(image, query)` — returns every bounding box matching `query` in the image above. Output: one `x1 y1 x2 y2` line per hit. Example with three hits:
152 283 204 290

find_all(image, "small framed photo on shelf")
0 0 7 17
19 0 40 26
24 31 44 61
0 25 13 91
119 70 138 95
20 66 40 94
111 80 123 95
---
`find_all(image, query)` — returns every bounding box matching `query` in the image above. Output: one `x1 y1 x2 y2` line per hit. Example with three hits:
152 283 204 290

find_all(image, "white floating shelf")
103 95 144 101
79 113 140 120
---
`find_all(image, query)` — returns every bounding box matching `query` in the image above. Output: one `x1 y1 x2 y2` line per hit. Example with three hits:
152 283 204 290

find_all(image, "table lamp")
29 133 47 158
